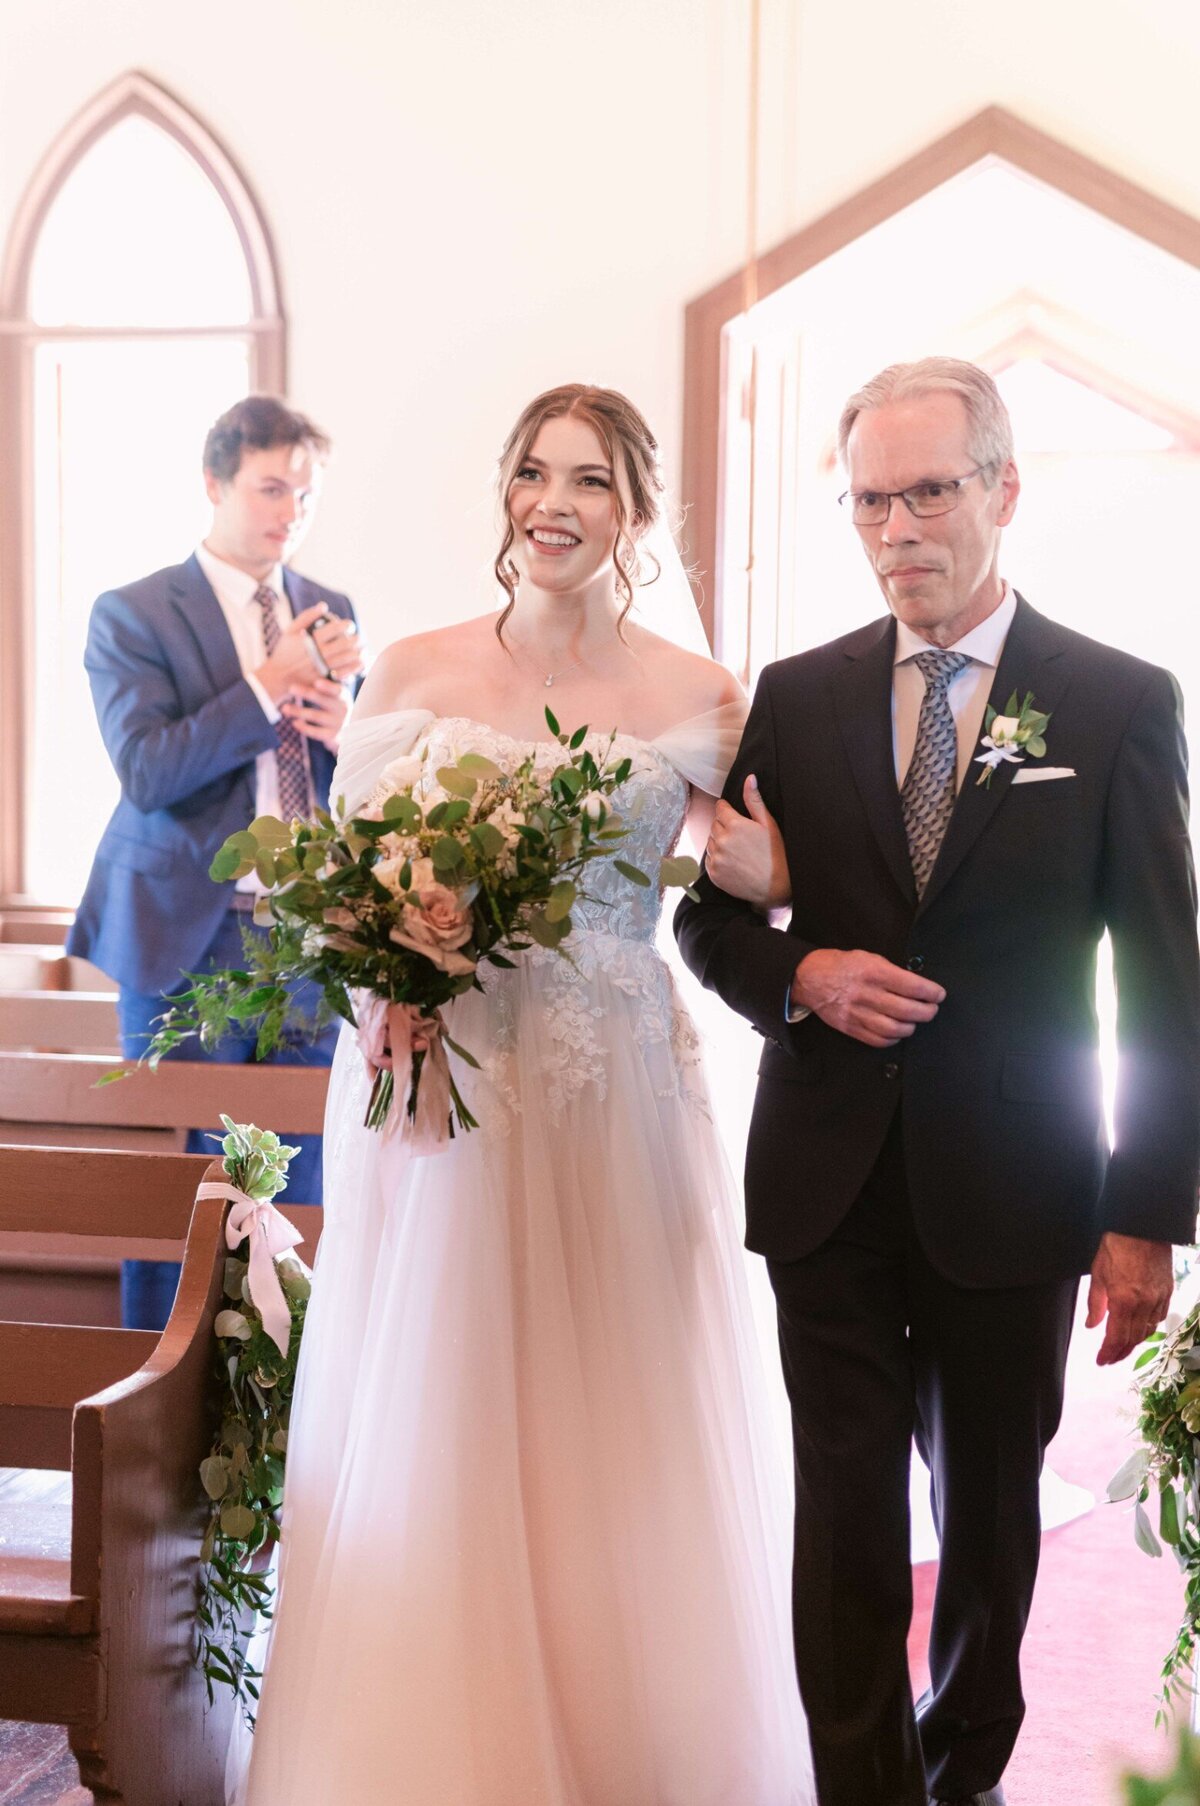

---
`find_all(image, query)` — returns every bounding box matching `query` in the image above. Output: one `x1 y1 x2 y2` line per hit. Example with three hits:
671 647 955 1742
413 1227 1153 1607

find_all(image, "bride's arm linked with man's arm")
677 665 943 1052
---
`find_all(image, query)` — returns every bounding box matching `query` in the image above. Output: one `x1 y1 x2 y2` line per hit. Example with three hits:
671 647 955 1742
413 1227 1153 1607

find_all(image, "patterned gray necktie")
254 584 314 822
901 648 971 898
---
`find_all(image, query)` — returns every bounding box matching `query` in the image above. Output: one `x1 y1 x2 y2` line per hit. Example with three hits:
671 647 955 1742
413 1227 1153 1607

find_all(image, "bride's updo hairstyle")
494 384 664 641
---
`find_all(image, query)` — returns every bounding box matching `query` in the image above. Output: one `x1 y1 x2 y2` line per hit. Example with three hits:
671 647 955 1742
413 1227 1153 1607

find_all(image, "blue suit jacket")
68 554 357 994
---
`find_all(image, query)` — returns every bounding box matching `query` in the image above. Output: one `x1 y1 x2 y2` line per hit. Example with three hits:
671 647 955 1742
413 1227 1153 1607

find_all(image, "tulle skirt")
232 935 813 1804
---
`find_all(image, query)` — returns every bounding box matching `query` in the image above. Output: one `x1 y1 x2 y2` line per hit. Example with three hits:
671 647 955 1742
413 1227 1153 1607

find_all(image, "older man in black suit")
676 358 1200 1806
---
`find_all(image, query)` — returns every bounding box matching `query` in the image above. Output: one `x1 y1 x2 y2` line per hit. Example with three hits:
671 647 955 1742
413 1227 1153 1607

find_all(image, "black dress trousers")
768 1116 1078 1805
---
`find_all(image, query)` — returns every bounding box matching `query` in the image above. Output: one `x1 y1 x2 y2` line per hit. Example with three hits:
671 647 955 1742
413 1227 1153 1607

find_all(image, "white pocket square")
1011 766 1076 785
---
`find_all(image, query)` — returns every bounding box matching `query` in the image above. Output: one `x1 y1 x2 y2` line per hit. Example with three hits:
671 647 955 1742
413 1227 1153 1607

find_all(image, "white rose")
376 851 435 896
378 752 424 794
580 794 606 822
989 714 1021 745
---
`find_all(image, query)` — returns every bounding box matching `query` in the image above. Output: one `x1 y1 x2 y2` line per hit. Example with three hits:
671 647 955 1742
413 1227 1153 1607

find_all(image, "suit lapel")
168 554 243 697
918 595 1073 913
282 568 308 620
833 616 916 906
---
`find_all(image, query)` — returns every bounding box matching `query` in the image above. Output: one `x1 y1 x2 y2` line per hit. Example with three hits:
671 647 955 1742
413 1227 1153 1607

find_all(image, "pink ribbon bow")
354 995 454 1155
197 1180 304 1357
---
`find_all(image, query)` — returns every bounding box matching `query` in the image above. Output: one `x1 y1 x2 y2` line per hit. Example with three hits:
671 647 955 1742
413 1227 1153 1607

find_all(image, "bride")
231 384 814 1804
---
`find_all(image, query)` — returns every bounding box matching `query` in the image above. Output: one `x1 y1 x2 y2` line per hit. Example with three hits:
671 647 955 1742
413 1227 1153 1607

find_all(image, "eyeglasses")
838 465 991 526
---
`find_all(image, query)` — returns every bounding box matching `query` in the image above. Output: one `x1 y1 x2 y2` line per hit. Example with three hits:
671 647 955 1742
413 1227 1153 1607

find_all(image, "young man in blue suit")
69 395 365 1327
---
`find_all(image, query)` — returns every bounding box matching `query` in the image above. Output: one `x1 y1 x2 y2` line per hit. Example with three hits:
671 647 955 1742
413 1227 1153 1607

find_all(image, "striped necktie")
901 648 971 898
254 584 313 822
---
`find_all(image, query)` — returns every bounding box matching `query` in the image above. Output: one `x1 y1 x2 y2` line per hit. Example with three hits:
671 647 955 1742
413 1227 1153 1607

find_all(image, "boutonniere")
974 690 1051 787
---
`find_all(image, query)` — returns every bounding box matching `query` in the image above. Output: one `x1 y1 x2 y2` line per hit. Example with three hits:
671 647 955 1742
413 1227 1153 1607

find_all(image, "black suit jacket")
675 596 1200 1286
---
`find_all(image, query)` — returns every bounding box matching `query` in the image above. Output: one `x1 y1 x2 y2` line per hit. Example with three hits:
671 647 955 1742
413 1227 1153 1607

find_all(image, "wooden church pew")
0 1056 327 1324
0 1144 324 1804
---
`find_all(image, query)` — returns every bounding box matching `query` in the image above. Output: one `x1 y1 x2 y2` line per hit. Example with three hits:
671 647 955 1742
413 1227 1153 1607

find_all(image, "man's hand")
282 679 352 753
1086 1232 1174 1366
791 948 945 1047
706 775 791 910
254 603 335 703
309 613 364 682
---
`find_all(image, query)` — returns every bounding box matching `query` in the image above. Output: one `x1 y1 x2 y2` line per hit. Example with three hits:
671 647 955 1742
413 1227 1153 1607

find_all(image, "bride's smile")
507 412 623 608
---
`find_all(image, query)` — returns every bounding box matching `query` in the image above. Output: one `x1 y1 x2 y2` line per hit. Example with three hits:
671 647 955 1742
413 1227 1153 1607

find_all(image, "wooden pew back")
0 1145 323 1802
0 991 120 1053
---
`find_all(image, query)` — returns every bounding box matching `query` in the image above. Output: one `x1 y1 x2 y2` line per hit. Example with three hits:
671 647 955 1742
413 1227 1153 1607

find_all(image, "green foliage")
194 1119 308 1729
1110 1292 1200 1723
126 710 701 1141
1123 1730 1200 1802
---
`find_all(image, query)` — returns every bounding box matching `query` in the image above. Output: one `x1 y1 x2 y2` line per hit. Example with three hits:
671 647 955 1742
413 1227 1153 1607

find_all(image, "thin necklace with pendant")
542 657 580 688
509 632 618 688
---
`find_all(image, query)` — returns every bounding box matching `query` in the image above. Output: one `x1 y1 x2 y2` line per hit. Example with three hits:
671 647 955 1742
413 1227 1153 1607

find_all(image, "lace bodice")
419 717 688 944
330 703 748 1127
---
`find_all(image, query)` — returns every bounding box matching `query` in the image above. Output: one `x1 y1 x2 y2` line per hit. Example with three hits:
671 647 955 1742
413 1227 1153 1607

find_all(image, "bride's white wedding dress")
231 705 813 1805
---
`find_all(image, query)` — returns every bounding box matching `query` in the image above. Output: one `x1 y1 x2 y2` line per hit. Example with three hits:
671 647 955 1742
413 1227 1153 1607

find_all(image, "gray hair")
837 357 1014 478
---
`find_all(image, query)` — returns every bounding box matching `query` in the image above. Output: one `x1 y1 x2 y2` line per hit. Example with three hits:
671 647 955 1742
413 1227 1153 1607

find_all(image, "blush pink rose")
389 884 476 977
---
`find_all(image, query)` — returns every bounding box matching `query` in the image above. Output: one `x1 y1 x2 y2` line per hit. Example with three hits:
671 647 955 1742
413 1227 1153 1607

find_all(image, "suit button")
907 954 925 972
883 1061 900 1080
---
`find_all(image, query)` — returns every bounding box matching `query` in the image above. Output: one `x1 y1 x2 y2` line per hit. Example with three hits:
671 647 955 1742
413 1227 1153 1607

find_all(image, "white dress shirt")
195 542 289 888
786 582 1017 1023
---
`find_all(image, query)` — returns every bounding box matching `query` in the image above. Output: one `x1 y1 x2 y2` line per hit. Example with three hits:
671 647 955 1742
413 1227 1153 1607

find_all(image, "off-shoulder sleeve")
330 708 436 817
650 699 750 797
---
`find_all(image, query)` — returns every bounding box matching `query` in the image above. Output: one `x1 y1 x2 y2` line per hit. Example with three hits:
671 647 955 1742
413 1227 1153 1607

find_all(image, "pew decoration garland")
195 1117 309 1726
1108 1289 1200 1724
123 709 698 1149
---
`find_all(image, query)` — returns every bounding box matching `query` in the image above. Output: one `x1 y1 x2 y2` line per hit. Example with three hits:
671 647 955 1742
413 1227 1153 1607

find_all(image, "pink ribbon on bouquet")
354 995 453 1155
196 1180 304 1357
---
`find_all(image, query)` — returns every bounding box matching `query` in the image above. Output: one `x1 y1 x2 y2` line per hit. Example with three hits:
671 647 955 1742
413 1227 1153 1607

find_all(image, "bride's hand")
705 775 791 910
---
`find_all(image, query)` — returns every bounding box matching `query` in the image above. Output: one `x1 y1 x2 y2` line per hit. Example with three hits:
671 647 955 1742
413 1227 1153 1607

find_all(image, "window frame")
0 69 286 909
681 106 1200 674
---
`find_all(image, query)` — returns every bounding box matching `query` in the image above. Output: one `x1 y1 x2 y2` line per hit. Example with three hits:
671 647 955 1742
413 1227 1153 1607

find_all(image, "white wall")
4 0 1200 649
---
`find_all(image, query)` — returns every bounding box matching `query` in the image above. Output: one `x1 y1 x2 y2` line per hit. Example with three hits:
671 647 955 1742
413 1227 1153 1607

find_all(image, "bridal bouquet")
132 710 698 1145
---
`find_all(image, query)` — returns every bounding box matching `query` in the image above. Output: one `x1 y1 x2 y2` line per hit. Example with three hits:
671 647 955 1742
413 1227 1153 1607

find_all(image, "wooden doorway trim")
682 105 1200 646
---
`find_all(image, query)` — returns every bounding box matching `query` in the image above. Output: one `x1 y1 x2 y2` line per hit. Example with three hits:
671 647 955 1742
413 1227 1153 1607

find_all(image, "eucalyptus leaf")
248 815 293 850
382 794 421 827
437 766 480 799
432 837 466 875
1108 1447 1150 1502
614 859 651 887
200 1456 230 1500
219 1503 257 1541
1135 1498 1164 1558
544 880 576 924
210 845 248 883
660 854 701 888
526 909 568 949
469 822 506 859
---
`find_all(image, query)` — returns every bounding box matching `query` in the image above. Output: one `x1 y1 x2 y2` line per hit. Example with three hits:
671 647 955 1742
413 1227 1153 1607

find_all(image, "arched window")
0 71 285 908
